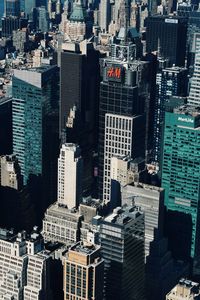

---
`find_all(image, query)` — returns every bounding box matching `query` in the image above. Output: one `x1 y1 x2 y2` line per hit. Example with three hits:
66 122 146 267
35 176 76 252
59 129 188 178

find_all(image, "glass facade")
12 66 59 185
153 67 187 163
161 111 200 261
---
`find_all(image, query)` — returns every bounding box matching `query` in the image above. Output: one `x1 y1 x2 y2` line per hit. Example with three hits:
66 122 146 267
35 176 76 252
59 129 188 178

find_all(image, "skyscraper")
188 33 200 107
153 66 188 163
4 0 20 17
145 15 188 67
98 40 150 200
0 97 12 155
99 0 111 32
161 105 200 273
100 205 145 300
63 242 104 300
12 65 59 187
42 143 83 245
58 143 83 209
60 41 100 190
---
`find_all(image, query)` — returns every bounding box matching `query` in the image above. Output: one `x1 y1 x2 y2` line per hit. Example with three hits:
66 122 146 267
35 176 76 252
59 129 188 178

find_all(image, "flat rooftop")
174 105 200 117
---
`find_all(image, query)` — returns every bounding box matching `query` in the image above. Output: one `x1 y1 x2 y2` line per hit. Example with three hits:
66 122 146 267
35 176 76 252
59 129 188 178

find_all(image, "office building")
58 143 82 209
110 155 134 188
145 15 188 66
63 242 104 300
103 113 145 202
0 228 28 299
99 40 150 200
34 6 49 32
161 106 200 272
0 154 22 190
12 65 59 186
166 279 200 300
42 141 83 245
42 202 83 245
110 155 146 208
122 183 164 258
1 16 28 38
99 0 111 32
4 0 20 17
187 13 200 75
63 0 87 41
24 0 36 18
100 205 145 300
188 33 200 107
153 66 188 163
13 28 29 52
0 97 12 155
146 230 190 300
60 41 100 190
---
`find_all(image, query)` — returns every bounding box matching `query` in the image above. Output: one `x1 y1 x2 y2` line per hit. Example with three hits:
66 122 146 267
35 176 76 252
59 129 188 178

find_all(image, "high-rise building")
42 142 83 245
153 66 188 163
0 154 22 190
63 0 87 41
98 40 150 200
63 242 104 300
100 205 145 300
58 143 83 209
0 97 12 155
122 183 164 259
188 33 200 107
35 6 49 32
4 0 20 17
166 279 200 300
12 65 59 187
99 0 111 32
0 228 28 299
146 230 190 300
161 106 200 273
145 15 188 67
60 41 100 190
103 113 145 202
1 16 28 38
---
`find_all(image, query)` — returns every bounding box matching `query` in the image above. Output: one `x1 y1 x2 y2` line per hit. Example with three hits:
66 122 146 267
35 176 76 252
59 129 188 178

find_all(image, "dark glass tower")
5 0 20 17
60 41 100 192
153 66 188 163
0 97 12 155
145 15 188 67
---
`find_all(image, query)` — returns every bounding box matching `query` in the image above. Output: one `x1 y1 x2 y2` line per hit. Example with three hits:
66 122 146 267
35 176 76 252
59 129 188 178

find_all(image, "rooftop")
174 105 200 117
104 206 143 225
70 241 99 255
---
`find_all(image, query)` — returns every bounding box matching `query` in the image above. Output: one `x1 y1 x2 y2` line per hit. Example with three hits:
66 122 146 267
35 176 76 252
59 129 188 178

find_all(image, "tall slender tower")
58 143 83 209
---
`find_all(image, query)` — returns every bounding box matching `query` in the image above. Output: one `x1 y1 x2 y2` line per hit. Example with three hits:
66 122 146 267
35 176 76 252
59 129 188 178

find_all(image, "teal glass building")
12 65 59 186
161 106 200 270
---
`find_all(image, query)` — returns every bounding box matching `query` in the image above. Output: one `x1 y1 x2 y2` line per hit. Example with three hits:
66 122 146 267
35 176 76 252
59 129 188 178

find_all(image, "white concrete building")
103 113 145 202
0 229 27 300
58 143 82 209
0 154 22 190
166 278 200 299
188 33 200 107
42 203 83 245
